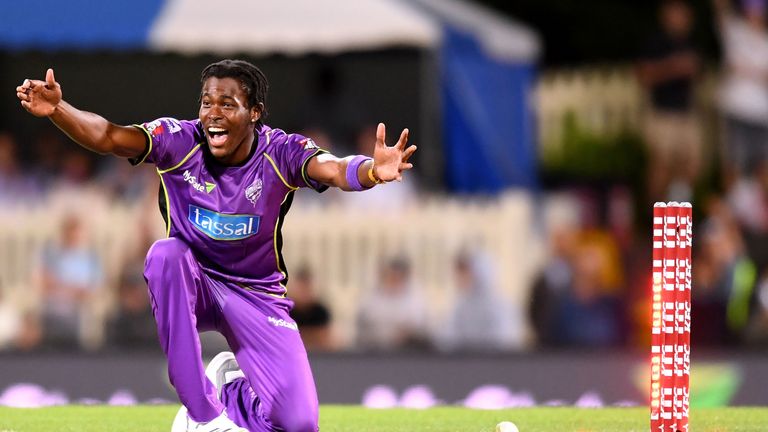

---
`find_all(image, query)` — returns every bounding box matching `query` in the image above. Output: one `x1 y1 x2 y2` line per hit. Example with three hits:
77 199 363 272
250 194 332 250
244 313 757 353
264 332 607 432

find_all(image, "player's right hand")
16 68 62 117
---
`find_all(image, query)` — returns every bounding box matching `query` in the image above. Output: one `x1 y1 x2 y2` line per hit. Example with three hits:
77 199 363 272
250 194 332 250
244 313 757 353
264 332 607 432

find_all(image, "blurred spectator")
436 251 518 352
696 198 758 344
714 0 768 179
0 132 41 205
14 312 43 351
107 271 157 349
532 202 625 349
58 150 95 188
551 242 624 347
0 288 22 350
288 266 334 352
726 160 768 233
47 149 112 219
39 214 104 349
0 287 42 351
107 218 159 349
530 214 579 346
98 157 158 203
357 258 427 350
745 269 768 344
636 0 701 202
29 129 66 194
691 249 731 346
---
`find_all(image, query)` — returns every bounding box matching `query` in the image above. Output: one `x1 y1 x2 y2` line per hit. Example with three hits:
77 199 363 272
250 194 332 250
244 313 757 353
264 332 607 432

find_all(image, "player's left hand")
372 123 417 182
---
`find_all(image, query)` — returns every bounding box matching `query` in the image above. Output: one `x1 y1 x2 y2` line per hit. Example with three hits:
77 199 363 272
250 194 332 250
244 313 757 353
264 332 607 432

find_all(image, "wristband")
367 164 384 184
346 155 371 191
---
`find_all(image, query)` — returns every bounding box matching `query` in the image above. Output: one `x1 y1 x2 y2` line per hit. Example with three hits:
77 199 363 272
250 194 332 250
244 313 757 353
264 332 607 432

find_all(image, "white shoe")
171 406 248 432
205 351 245 398
170 352 247 432
171 406 188 432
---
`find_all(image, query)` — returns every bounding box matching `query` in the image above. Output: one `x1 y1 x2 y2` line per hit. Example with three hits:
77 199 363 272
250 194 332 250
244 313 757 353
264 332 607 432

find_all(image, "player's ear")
250 103 264 122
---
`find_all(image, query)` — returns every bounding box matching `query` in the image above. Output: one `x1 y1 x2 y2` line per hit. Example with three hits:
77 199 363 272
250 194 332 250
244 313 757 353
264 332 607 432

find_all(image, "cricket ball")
495 421 519 432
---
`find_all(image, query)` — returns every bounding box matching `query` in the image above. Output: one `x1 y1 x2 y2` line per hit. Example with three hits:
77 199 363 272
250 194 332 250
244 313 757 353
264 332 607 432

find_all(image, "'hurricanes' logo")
245 178 263 206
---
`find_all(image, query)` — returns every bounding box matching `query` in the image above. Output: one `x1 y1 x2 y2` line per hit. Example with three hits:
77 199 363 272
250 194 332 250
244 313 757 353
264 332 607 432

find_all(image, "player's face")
199 77 260 164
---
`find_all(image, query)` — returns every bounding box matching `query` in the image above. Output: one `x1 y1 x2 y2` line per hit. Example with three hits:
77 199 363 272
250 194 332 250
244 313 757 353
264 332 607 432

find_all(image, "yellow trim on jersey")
273 190 293 297
301 148 328 189
158 144 202 174
157 170 172 237
131 124 154 165
264 153 298 191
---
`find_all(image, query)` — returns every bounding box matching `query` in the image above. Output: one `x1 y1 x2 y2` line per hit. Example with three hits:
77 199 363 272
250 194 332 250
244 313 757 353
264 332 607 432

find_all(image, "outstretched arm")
306 123 417 191
16 68 146 158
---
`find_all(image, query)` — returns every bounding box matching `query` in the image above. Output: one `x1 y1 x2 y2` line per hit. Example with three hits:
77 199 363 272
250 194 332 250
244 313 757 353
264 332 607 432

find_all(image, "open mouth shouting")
207 126 229 147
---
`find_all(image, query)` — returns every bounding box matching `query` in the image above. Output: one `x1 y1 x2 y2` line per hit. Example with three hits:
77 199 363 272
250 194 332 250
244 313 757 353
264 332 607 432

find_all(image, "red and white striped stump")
650 202 691 432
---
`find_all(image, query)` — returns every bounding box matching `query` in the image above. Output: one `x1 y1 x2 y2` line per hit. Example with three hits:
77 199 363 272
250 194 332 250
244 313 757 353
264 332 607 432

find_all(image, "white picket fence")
0 191 543 349
0 189 153 349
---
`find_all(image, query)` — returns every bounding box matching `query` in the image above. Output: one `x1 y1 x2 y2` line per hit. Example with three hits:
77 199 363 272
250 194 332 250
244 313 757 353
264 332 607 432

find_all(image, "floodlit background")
0 0 766 408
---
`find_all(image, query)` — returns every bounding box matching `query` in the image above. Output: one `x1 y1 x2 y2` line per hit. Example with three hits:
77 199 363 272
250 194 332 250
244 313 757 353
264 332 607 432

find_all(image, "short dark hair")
200 59 269 128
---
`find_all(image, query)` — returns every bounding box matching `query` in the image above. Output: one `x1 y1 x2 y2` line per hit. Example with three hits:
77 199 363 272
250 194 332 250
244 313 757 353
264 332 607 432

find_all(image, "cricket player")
16 59 416 432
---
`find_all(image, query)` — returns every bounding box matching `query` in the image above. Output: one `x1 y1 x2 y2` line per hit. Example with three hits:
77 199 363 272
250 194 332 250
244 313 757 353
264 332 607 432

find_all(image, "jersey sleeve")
270 131 329 192
129 118 203 170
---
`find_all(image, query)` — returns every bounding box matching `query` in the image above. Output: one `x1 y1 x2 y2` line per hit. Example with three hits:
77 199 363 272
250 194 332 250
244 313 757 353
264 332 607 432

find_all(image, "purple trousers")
144 238 319 432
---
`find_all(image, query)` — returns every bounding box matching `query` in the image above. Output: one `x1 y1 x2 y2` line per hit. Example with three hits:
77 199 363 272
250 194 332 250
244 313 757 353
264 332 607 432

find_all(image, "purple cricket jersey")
131 117 327 296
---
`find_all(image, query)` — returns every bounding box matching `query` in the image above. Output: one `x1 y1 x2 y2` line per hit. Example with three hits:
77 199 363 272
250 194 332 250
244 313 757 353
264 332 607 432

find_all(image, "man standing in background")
637 0 702 202
714 0 768 179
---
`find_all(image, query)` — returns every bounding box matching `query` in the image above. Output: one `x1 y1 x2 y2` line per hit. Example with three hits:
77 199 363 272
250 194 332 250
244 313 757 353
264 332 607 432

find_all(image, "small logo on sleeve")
144 118 182 136
144 120 164 137
188 205 259 241
299 138 318 150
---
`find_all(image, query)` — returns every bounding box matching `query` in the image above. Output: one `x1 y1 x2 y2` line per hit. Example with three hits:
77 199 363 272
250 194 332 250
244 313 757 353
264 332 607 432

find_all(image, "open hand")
16 68 62 117
372 123 417 182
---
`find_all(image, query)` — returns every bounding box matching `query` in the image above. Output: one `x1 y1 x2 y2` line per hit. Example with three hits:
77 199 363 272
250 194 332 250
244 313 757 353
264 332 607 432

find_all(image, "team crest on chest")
245 178 263 206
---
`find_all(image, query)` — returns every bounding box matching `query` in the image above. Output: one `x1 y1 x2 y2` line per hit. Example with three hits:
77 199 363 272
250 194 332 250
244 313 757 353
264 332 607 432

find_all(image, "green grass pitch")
0 405 765 431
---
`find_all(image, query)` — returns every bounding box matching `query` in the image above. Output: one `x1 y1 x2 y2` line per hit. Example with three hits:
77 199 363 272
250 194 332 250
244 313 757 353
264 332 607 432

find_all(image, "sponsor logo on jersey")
245 178 263 206
183 170 215 194
299 138 318 150
188 205 259 241
268 316 299 331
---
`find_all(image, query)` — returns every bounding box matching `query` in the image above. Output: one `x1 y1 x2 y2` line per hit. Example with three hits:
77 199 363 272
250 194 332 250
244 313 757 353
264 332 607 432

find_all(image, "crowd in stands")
2 0 768 354
1 128 768 355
